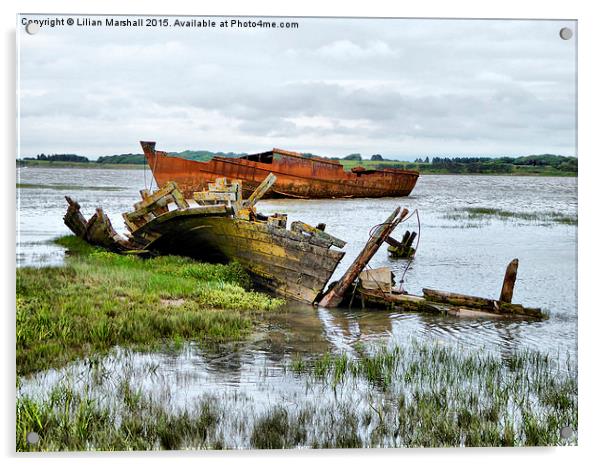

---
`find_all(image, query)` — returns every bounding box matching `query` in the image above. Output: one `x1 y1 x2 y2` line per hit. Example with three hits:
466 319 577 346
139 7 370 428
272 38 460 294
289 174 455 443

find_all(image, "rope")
148 151 159 192
361 209 422 297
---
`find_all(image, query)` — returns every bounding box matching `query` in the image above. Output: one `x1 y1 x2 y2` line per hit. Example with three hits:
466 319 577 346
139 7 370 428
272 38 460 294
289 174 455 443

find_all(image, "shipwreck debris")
355 259 545 319
64 197 138 253
318 207 409 308
386 230 417 258
63 165 546 319
64 174 346 304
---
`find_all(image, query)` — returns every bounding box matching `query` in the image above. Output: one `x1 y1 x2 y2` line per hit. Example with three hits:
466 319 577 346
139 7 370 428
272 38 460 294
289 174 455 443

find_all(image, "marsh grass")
17 341 576 450
16 235 283 375
289 342 577 447
17 384 221 451
443 207 577 226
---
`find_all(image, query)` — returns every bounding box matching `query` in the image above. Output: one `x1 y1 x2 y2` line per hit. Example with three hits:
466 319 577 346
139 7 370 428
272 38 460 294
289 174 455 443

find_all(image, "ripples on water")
16 167 577 421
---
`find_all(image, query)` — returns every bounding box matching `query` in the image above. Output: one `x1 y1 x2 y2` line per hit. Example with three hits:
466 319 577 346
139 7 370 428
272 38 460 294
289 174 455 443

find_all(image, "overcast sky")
18 16 576 160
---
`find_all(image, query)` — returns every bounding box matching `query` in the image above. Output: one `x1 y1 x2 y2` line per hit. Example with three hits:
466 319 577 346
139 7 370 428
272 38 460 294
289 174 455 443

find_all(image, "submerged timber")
141 141 419 199
63 174 345 304
352 262 546 319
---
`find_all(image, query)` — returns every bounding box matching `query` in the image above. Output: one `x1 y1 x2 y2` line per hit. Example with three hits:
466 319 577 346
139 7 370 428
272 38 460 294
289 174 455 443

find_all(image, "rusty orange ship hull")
141 141 419 199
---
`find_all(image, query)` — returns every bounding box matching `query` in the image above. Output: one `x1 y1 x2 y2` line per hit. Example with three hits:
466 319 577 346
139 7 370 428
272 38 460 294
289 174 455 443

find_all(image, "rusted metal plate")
141 141 419 199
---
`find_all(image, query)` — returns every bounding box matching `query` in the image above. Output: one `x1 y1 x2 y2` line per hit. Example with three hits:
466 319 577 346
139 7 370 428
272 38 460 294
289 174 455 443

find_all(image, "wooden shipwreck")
141 141 419 199
63 173 345 304
63 173 546 319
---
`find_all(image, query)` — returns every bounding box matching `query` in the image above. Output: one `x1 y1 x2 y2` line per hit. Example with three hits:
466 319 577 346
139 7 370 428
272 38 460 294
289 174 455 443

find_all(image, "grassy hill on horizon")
17 151 577 176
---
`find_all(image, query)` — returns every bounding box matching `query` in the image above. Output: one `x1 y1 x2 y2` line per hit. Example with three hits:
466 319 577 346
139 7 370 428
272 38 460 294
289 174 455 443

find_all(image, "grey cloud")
18 16 576 158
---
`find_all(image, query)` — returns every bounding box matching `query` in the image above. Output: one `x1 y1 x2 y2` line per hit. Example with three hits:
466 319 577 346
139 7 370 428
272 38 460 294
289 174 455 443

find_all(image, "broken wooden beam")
63 197 138 252
290 221 346 248
243 172 277 208
318 207 409 308
133 181 176 210
387 229 417 258
385 236 403 249
500 258 519 303
423 288 496 310
360 286 545 319
63 196 88 238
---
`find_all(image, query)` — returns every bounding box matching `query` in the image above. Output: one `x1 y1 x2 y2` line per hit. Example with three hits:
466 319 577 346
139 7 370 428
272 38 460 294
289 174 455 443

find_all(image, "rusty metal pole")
318 207 409 308
499 258 519 303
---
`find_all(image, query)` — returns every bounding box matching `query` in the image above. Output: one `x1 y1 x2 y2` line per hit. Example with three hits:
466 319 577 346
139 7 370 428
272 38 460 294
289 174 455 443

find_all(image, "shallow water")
17 167 577 434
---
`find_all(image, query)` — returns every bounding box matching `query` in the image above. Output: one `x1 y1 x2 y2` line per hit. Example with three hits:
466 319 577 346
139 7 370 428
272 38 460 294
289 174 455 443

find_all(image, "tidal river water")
16 166 577 441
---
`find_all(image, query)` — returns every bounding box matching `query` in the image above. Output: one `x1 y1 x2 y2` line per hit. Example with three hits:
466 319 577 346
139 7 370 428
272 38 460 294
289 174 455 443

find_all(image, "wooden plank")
385 236 403 249
194 191 238 202
265 222 323 245
319 207 409 308
267 214 287 228
406 231 417 248
197 223 343 274
290 221 347 248
422 288 496 310
358 267 393 292
358 288 444 313
252 274 321 304
124 195 171 221
217 242 338 283
171 187 190 210
243 172 277 207
63 196 88 238
360 288 545 319
500 258 519 303
401 230 411 245
122 212 142 233
209 177 228 191
233 220 346 262
133 181 176 210
498 302 545 318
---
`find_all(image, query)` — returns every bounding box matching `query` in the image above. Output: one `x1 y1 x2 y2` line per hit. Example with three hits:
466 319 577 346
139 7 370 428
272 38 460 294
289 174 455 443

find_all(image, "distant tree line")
96 150 246 164
21 153 90 163
418 154 577 174
19 150 577 174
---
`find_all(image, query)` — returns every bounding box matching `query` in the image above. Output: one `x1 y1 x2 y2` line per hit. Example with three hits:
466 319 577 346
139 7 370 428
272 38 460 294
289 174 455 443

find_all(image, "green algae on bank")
16 236 283 375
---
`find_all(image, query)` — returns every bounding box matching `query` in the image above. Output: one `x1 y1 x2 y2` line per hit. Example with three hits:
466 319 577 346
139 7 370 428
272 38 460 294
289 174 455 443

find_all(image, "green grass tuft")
16 235 283 375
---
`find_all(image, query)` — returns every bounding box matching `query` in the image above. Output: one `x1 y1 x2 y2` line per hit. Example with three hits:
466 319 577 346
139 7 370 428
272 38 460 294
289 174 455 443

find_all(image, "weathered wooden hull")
141 141 419 199
63 176 346 304
138 212 345 303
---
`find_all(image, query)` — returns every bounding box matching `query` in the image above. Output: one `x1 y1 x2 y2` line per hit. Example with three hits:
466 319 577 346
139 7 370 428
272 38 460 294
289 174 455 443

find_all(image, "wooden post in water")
318 207 408 308
499 258 519 303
